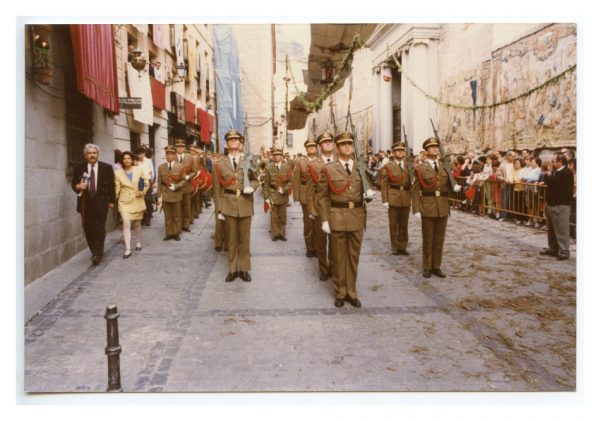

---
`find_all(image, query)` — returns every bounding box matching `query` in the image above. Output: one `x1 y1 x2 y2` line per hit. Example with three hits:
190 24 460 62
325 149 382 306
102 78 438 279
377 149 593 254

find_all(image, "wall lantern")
320 58 334 84
165 62 187 87
130 50 147 76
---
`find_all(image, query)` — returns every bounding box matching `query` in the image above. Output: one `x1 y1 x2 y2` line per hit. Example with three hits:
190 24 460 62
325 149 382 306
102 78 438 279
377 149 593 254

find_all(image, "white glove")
383 202 389 209
453 184 462 193
185 174 191 181
217 213 226 221
169 185 176 191
321 221 331 234
277 187 284 194
413 212 421 220
157 197 163 205
308 214 316 220
243 186 254 194
364 189 374 200
265 199 271 205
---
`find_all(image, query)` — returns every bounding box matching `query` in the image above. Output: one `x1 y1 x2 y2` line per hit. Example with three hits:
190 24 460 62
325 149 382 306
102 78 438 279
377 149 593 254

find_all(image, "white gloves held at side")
413 212 421 220
321 221 331 234
383 202 389 209
363 189 374 200
243 186 254 194
168 185 177 191
453 184 462 193
217 213 226 221
277 187 284 194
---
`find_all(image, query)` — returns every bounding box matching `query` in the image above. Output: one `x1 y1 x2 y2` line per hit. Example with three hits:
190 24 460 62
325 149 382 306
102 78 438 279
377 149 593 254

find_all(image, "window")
130 131 141 151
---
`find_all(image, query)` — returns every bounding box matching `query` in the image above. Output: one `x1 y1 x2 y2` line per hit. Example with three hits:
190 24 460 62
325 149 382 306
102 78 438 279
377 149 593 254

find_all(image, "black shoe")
392 250 401 256
239 271 251 282
91 255 101 265
194 215 200 219
135 245 142 251
225 272 237 282
174 235 181 241
272 237 278 241
557 253 570 261
306 251 312 257
334 298 345 307
163 235 170 241
540 248 558 256
182 227 191 232
122 250 132 259
215 246 222 252
423 270 431 278
346 296 362 308
319 273 329 281
398 250 410 256
280 236 287 241
431 268 447 278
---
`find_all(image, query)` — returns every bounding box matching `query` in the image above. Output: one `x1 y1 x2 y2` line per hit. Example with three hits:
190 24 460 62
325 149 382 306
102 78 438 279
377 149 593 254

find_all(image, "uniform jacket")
411 159 452 217
175 153 197 195
381 159 412 208
292 157 316 205
114 166 149 214
317 160 366 232
212 155 259 218
306 156 331 218
264 161 292 205
157 162 187 203
71 161 116 214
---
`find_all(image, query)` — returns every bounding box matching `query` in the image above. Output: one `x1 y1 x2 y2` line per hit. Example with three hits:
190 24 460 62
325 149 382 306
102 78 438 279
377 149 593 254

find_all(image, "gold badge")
348 201 354 209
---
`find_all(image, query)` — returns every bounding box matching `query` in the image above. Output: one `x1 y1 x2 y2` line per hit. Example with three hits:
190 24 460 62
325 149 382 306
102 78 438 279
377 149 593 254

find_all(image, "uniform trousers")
388 205 410 252
301 204 315 253
181 192 192 229
225 215 252 273
330 229 364 300
162 201 182 236
270 203 287 238
314 222 333 276
421 215 448 271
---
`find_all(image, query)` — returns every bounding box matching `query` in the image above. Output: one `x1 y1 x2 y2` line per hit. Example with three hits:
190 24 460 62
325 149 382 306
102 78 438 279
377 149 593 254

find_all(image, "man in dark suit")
71 144 116 265
539 153 574 260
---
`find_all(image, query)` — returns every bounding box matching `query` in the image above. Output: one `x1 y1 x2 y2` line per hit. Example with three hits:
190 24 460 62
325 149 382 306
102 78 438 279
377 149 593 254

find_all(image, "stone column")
410 39 430 154
372 67 380 153
379 63 393 152
400 49 410 148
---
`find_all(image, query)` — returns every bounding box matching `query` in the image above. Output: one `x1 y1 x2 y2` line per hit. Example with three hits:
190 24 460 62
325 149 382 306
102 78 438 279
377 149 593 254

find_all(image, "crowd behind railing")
367 146 576 238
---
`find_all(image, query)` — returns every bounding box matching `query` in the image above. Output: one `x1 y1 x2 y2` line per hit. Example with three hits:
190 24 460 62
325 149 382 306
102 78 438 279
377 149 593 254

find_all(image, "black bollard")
104 305 122 392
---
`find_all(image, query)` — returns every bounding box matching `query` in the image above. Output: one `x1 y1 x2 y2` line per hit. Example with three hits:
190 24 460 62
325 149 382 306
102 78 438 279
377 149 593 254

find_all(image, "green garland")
389 50 576 111
289 33 365 113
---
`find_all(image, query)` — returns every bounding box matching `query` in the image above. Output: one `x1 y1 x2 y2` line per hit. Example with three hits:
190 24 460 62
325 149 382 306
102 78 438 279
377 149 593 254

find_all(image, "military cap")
316 131 335 144
271 148 283 155
225 129 244 141
304 138 317 148
164 145 176 153
174 139 186 147
392 142 406 152
422 137 440 150
335 131 355 145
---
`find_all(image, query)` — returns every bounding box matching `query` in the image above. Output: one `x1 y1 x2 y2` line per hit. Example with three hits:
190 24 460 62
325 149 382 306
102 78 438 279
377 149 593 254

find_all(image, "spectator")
113 148 122 170
568 158 576 238
488 160 502 219
497 151 515 221
480 154 494 217
512 158 526 224
135 146 156 227
127 44 135 63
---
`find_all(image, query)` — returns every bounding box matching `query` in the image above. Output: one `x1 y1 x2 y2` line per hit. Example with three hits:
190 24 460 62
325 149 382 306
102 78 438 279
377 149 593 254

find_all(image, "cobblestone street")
24 191 576 393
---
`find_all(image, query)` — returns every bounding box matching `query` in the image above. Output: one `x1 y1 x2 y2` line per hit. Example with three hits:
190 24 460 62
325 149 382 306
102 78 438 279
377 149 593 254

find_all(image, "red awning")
197 108 213 144
150 77 166 110
70 24 119 114
184 100 196 124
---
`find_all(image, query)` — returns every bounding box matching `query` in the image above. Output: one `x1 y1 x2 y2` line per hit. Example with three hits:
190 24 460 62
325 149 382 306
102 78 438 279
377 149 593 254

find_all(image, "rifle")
402 125 414 185
429 119 459 190
242 127 252 191
353 136 373 201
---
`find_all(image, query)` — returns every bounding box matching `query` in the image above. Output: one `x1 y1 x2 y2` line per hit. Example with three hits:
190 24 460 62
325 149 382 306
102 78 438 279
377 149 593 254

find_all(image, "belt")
224 188 242 197
420 191 448 197
389 183 406 190
301 180 308 185
331 201 363 209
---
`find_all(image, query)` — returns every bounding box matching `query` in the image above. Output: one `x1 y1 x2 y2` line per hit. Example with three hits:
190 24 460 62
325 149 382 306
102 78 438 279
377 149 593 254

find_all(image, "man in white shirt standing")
135 146 155 226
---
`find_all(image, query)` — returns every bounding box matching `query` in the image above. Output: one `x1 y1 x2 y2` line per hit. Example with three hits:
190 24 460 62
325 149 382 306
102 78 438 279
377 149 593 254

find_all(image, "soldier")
308 131 336 281
211 152 227 252
317 131 373 308
189 145 205 219
293 138 319 256
381 142 412 255
174 139 197 232
412 137 462 278
213 130 259 282
157 145 186 241
264 148 293 241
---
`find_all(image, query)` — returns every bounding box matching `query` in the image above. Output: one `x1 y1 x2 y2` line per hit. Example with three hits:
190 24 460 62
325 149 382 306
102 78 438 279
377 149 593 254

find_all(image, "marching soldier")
412 137 461 278
293 138 319 257
213 130 259 282
157 145 186 241
381 142 412 255
307 131 336 281
211 153 227 252
174 139 198 232
317 131 373 308
264 148 293 241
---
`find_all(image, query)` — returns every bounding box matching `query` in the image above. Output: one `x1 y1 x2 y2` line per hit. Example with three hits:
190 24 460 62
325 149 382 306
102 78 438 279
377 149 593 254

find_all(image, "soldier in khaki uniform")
263 148 293 241
157 145 187 241
189 145 204 219
213 130 259 282
317 132 373 308
211 153 227 252
293 138 318 256
381 142 412 255
174 139 198 232
308 131 336 281
412 137 461 278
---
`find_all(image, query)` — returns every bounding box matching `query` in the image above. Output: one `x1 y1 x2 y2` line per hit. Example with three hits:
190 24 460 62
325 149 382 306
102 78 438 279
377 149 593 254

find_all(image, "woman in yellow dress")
115 151 149 258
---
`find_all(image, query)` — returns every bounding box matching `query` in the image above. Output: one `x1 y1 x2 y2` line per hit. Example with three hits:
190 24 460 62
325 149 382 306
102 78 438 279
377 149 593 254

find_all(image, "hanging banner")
153 24 166 49
126 62 153 125
174 24 184 70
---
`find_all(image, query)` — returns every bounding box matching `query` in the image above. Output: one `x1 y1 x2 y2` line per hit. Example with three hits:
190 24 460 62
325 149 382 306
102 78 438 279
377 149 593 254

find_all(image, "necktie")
327 158 331 163
233 157 237 170
89 165 96 194
169 163 172 171
345 163 351 176
179 156 183 163
433 161 439 173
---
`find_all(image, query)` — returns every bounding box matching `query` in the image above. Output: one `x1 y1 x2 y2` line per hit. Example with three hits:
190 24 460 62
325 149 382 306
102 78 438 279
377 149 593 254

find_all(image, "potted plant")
31 25 53 85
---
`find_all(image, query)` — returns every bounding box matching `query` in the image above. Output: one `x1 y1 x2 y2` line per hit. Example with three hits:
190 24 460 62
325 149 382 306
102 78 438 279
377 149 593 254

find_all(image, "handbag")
465 185 477 201
138 175 145 192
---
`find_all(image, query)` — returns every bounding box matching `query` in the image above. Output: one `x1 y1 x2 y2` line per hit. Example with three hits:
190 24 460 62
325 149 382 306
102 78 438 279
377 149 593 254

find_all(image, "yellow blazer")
115 166 149 215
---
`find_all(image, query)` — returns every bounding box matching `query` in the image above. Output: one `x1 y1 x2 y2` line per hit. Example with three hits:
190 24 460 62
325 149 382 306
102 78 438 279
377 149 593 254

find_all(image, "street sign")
119 97 142 109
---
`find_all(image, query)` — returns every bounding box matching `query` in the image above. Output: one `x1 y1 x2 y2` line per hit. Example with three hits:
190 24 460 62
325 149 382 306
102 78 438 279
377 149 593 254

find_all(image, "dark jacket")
543 167 574 206
71 161 116 214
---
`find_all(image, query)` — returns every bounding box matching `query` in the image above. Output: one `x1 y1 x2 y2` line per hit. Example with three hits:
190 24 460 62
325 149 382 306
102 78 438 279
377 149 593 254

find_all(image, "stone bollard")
104 305 122 392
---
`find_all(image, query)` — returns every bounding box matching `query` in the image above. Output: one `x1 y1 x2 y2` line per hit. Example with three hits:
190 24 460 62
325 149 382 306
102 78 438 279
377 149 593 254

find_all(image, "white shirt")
426 159 439 170
229 154 240 169
395 160 404 170
139 157 154 182
322 155 333 164
339 158 354 174
177 154 185 163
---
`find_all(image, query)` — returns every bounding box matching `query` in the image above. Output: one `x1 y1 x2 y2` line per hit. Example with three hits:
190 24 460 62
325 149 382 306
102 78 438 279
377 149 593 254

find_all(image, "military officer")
157 145 187 241
307 131 336 281
317 131 373 308
211 153 228 252
213 130 259 282
293 138 319 256
174 139 198 232
381 142 412 255
264 148 293 241
412 137 462 278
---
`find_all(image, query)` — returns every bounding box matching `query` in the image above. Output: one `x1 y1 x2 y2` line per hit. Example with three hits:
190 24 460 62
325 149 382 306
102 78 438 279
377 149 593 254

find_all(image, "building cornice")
367 24 441 67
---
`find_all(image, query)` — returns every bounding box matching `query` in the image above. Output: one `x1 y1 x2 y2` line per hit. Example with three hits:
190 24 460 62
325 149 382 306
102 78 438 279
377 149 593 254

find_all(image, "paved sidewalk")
24 192 576 392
